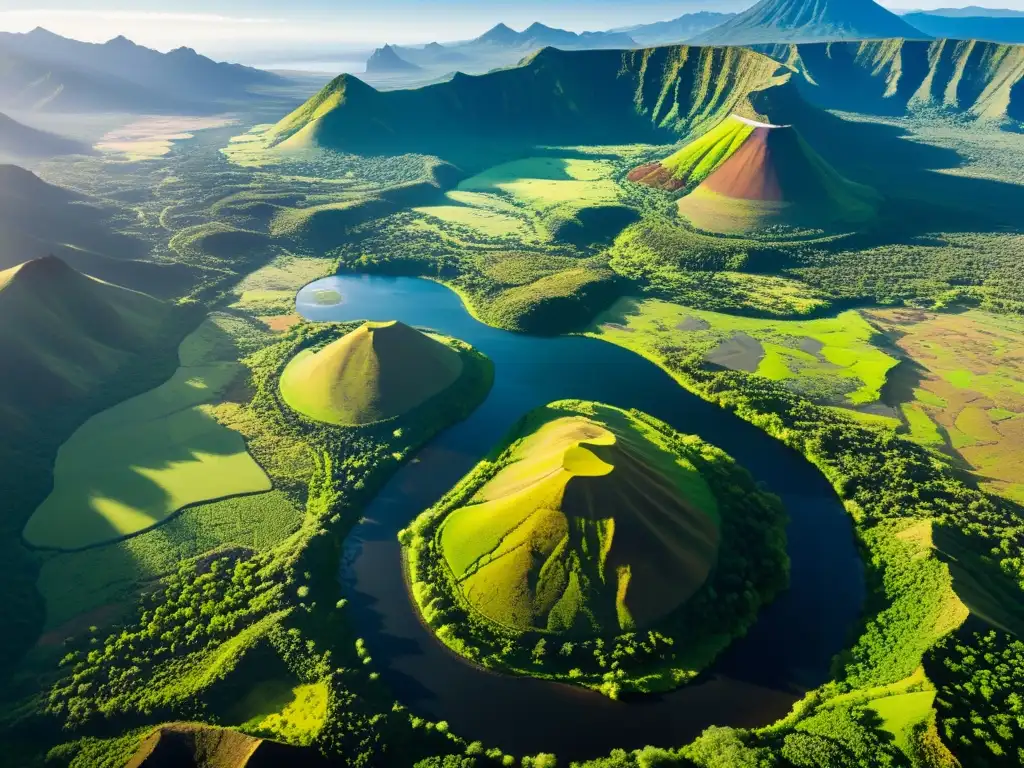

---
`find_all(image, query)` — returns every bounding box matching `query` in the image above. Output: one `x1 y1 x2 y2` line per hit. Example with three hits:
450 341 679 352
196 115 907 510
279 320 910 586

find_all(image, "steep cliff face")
765 39 1024 121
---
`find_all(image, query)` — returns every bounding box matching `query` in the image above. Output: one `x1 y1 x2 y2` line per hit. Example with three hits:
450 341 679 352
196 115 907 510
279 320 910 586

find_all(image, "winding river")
297 275 865 761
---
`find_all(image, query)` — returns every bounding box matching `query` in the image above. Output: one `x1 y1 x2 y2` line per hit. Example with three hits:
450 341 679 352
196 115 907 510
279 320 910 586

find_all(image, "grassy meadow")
867 308 1024 504
589 297 899 409
23 320 273 551
414 155 636 245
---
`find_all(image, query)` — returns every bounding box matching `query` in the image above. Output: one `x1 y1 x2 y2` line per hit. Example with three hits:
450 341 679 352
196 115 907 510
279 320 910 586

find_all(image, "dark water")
297 275 865 761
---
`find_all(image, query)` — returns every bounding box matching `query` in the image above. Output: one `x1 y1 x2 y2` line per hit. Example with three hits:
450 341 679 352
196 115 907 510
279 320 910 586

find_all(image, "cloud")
0 10 283 25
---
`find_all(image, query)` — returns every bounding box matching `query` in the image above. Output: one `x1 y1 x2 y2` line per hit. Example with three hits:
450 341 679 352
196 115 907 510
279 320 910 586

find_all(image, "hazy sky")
1 1 1022 58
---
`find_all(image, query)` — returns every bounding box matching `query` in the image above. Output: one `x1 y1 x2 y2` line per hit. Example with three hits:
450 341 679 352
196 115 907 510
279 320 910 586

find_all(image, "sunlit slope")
266 45 790 151
676 121 881 233
126 723 332 768
280 321 464 426
628 116 755 191
691 0 928 46
768 38 1024 122
439 407 720 635
0 256 169 416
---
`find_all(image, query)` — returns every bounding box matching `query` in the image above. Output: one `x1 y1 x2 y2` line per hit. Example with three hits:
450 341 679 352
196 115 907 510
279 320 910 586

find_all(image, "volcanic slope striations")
663 116 881 234
279 321 464 426
438 406 721 635
628 115 757 192
691 0 929 46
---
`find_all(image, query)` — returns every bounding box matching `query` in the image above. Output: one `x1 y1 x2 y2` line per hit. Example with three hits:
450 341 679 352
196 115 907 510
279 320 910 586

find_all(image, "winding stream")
297 275 865 761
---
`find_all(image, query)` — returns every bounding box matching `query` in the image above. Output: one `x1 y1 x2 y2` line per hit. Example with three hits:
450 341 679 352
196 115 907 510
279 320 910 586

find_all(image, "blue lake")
298 274 865 760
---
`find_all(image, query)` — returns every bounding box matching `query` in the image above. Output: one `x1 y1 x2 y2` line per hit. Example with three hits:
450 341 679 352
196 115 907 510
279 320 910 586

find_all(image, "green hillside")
438 407 720 634
279 321 464 426
675 120 881 233
768 38 1024 122
0 164 198 297
0 112 85 159
0 256 171 421
405 400 788 692
691 0 929 46
266 45 790 153
627 115 756 191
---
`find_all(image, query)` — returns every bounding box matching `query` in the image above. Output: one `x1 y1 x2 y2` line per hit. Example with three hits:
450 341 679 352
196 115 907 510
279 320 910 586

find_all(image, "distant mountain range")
614 12 739 46
691 0 929 45
912 6 1024 18
903 11 1024 43
364 3 947 81
366 44 423 74
0 28 283 113
366 22 639 77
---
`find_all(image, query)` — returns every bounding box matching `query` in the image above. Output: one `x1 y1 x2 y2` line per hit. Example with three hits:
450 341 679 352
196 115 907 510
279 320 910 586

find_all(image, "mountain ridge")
278 45 790 153
692 0 930 45
0 28 281 113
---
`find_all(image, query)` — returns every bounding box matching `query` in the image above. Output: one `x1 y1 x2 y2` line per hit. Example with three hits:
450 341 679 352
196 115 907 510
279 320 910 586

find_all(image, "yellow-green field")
868 308 1024 503
230 679 328 746
589 298 899 408
23 317 272 550
414 156 624 242
438 403 719 635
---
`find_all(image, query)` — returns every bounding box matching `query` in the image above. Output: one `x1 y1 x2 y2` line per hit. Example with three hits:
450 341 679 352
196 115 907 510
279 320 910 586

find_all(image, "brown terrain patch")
702 126 783 201
602 322 635 333
677 317 711 332
627 162 686 192
262 314 301 332
705 332 765 373
867 308 1024 503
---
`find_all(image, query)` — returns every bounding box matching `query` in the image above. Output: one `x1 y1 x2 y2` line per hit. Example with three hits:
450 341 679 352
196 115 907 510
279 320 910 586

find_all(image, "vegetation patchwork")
867 308 1024 504
590 297 899 409
403 400 788 695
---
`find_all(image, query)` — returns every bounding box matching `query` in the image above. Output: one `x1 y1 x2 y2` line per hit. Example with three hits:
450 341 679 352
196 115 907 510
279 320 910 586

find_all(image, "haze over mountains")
370 22 639 75
0 113 87 160
0 165 197 297
691 0 930 45
0 27 282 113
904 10 1024 43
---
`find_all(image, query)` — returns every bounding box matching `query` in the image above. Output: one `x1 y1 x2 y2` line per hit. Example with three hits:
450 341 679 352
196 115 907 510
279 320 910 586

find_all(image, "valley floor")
1 102 1023 768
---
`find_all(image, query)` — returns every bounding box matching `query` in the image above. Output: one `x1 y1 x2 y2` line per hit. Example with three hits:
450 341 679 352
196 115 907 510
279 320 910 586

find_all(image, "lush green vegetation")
928 624 1024 766
7 33 1024 768
590 298 898 408
403 400 788 696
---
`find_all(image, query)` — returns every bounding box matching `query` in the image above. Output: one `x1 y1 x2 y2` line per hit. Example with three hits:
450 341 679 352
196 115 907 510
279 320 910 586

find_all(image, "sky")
1 1 1023 60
